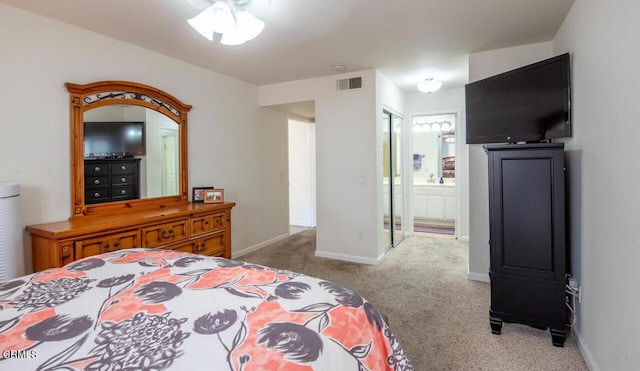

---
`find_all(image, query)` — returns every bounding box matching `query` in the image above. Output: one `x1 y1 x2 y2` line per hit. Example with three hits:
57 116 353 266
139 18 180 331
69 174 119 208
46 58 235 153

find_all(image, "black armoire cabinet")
484 143 568 347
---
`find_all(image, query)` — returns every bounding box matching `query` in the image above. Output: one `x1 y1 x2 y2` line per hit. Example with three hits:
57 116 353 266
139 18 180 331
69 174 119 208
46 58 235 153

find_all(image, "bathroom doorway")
411 113 457 236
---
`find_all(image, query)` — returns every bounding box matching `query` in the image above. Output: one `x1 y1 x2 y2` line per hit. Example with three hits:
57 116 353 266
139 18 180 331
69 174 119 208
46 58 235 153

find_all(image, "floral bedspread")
0 249 413 370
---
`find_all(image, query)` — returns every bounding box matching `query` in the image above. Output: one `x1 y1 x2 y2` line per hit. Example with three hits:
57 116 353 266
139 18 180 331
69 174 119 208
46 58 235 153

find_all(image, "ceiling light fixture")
417 78 443 93
332 64 346 72
412 120 454 133
188 0 267 45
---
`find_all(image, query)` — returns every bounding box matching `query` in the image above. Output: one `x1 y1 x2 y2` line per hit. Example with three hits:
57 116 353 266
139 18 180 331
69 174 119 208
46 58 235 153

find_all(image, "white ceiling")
1 0 574 93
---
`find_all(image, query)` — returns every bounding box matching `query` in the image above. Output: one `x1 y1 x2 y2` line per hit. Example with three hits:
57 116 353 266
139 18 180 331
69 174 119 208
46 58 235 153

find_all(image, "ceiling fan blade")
184 0 213 11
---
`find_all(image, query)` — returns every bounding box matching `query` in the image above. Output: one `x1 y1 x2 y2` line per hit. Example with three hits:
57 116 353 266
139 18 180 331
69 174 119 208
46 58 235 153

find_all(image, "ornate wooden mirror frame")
66 81 191 220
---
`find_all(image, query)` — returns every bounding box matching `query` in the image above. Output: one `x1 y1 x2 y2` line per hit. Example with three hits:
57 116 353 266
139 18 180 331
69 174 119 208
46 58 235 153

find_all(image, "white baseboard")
232 233 289 259
573 326 599 371
315 250 381 265
458 235 470 242
467 272 490 282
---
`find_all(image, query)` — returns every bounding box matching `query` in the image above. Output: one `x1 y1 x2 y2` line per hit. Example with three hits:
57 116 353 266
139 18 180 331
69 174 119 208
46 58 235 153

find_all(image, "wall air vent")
336 76 362 91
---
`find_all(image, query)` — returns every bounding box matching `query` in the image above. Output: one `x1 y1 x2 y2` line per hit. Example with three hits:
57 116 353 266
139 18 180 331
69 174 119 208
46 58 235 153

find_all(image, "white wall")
261 70 401 263
553 1 640 369
0 4 289 271
467 42 553 281
405 88 469 241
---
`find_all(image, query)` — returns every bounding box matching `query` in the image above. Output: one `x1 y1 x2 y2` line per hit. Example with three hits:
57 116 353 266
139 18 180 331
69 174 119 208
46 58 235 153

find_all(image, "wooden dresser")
26 202 235 272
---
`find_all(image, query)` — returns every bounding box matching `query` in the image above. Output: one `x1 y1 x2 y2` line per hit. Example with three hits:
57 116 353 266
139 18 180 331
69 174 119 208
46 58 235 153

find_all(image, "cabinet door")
75 230 141 259
413 192 428 219
142 219 189 248
444 195 456 220
426 196 445 219
488 146 565 280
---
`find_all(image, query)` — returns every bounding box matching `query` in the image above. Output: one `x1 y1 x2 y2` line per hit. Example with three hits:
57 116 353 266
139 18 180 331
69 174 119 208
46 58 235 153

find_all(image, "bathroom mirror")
412 113 456 181
67 81 191 220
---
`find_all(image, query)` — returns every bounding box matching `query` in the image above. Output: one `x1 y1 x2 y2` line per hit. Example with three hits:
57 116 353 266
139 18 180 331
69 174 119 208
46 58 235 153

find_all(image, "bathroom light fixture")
412 120 454 133
417 78 443 93
188 0 267 45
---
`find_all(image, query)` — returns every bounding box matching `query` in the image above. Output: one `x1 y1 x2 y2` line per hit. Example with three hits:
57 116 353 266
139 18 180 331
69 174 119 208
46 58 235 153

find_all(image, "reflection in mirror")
66 80 191 220
84 105 180 199
382 111 404 250
411 113 456 183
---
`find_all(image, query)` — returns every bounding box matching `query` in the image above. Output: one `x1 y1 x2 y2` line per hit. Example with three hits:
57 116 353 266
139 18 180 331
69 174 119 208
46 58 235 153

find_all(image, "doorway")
288 119 316 234
382 110 404 249
161 128 179 196
411 113 457 236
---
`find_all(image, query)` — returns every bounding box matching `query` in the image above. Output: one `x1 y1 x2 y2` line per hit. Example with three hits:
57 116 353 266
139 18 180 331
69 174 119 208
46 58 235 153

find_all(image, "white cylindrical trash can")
0 183 24 280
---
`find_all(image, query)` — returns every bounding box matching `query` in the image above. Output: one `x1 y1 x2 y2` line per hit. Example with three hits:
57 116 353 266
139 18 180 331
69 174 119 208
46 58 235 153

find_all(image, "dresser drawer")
191 213 225 237
86 176 109 187
198 232 226 257
85 162 109 175
142 219 189 248
171 231 226 257
75 229 141 259
112 174 136 185
85 188 110 204
111 185 136 200
111 161 136 174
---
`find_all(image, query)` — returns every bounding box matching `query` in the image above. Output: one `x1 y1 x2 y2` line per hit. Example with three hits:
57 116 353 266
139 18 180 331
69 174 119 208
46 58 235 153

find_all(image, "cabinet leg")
550 328 566 347
490 316 503 335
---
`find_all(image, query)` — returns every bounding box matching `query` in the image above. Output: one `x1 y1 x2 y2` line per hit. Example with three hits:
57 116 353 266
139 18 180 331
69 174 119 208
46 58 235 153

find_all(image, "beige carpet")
239 229 588 371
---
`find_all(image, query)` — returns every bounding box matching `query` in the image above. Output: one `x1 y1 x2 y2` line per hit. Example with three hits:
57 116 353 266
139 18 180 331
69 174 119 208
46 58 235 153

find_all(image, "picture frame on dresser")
192 187 214 203
204 189 224 204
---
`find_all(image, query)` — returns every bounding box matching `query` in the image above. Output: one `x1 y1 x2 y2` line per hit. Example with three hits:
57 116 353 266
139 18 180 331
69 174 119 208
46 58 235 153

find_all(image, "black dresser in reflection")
84 158 140 204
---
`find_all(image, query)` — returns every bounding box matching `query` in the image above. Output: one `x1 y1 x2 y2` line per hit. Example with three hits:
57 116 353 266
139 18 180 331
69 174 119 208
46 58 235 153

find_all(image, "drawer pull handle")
103 243 110 252
121 189 127 195
94 192 101 198
94 179 100 185
113 242 120 248
121 165 127 171
161 229 175 239
121 177 127 183
95 166 101 172
204 221 209 225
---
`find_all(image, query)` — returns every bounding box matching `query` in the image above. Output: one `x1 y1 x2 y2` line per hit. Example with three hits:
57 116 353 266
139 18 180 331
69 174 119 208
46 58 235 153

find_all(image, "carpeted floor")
239 229 588 371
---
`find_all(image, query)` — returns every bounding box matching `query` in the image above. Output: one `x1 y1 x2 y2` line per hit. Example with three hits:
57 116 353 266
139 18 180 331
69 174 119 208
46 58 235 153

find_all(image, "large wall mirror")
66 81 191 220
411 113 456 182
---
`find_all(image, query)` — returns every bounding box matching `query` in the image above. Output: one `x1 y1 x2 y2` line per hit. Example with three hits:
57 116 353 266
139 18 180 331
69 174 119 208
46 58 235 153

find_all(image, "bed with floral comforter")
0 248 413 370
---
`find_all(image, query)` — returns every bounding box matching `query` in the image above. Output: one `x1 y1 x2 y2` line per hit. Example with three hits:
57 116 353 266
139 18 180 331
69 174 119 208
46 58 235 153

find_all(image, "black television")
465 53 571 144
84 121 145 157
